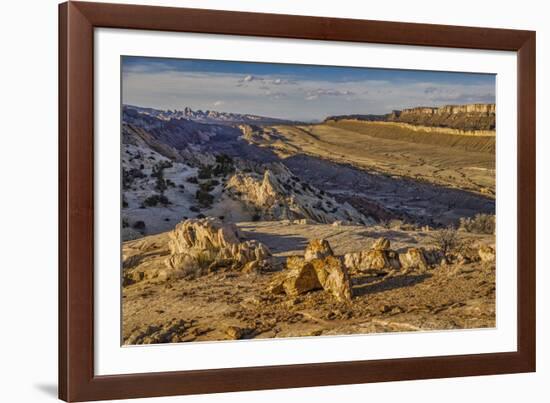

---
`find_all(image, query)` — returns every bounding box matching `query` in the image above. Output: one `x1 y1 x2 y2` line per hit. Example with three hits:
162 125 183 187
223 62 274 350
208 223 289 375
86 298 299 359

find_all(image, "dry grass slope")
266 121 495 196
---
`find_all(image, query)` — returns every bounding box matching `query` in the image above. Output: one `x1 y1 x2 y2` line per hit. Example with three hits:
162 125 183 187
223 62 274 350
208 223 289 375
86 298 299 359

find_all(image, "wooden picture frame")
59 1 536 401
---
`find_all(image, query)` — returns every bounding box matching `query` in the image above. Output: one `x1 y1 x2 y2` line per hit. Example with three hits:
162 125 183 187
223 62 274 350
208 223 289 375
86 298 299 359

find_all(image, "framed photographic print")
59 1 536 401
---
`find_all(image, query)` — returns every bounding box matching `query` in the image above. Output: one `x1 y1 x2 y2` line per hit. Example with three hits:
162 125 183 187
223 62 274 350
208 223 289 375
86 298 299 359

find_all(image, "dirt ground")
122 222 495 344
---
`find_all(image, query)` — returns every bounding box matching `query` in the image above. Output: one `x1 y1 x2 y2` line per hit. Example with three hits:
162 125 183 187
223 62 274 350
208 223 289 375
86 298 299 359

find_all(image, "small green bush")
459 213 495 234
195 190 214 207
143 194 171 207
430 226 462 256
198 165 213 179
213 154 235 176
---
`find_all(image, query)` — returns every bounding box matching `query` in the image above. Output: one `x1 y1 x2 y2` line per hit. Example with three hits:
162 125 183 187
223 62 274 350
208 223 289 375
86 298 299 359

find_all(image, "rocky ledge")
325 103 496 131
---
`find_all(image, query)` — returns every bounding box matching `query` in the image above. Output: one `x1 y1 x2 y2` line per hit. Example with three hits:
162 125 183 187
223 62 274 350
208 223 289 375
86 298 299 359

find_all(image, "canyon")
121 103 496 343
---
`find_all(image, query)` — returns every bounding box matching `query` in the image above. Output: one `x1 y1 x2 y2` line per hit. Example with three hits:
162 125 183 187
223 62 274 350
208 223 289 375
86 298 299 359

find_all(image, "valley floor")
268 121 495 196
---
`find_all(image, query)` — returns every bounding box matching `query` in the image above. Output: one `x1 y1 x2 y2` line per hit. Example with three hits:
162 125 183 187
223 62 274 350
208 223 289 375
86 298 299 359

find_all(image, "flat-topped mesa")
397 103 495 117
325 103 496 131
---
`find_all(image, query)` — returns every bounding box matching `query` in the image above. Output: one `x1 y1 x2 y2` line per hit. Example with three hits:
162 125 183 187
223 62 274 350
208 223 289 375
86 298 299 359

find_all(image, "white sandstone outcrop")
226 164 371 225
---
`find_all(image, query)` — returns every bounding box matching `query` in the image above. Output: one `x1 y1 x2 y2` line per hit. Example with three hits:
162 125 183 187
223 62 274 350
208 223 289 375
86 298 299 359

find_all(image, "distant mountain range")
124 105 296 125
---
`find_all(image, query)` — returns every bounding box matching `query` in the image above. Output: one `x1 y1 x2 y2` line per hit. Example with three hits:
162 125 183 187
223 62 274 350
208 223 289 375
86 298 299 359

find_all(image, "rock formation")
399 248 429 271
310 256 353 302
165 218 271 275
225 164 371 225
269 240 353 302
304 239 334 262
325 103 496 131
372 237 391 251
343 238 400 273
478 245 496 262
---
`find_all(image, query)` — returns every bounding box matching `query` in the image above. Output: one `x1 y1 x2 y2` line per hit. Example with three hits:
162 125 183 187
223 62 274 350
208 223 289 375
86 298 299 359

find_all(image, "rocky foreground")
122 218 495 344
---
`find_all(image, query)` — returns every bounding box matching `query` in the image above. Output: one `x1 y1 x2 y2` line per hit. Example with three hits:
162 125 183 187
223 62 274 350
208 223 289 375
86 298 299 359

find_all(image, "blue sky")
122 56 495 121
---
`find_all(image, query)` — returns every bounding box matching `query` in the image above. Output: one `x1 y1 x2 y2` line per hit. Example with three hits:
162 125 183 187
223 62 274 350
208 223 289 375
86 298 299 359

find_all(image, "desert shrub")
430 226 462 256
150 161 174 194
122 197 128 208
213 154 235 176
459 213 495 234
195 250 218 272
198 165 213 179
175 252 218 279
165 179 176 188
195 189 214 207
189 206 200 213
282 183 292 192
143 194 171 207
196 213 206 219
186 176 198 184
252 213 261 222
301 183 313 192
132 220 146 230
155 178 167 193
215 154 233 165
199 181 217 193
122 218 129 228
122 168 146 189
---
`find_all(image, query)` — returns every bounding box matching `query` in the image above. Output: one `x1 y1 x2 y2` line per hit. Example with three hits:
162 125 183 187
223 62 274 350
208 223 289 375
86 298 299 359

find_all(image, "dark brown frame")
59 1 536 401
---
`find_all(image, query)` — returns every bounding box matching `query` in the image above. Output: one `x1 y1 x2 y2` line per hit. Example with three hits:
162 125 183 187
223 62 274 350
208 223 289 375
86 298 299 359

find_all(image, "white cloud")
122 69 495 121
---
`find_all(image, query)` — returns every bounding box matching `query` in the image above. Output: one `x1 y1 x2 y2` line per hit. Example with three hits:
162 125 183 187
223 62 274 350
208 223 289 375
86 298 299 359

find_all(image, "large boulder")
165 218 271 274
344 249 400 273
478 244 496 262
269 243 353 302
167 217 240 254
304 239 334 262
282 260 323 296
310 256 353 302
372 237 391 250
399 248 429 271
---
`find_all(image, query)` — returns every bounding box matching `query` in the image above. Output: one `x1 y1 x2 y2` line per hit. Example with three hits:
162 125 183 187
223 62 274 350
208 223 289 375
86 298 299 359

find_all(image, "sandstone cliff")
325 103 496 131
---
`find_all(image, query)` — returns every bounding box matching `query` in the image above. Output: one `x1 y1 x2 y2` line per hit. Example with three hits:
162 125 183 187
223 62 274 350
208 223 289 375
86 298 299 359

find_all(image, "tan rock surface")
399 248 430 271
310 256 353 302
478 245 496 262
304 239 334 262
